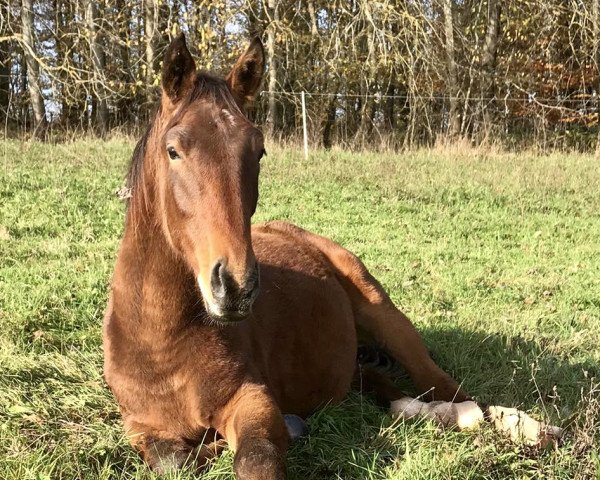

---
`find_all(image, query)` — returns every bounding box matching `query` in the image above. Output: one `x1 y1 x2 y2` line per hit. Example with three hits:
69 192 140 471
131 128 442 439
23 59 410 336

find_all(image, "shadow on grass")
421 326 598 411
10 318 594 477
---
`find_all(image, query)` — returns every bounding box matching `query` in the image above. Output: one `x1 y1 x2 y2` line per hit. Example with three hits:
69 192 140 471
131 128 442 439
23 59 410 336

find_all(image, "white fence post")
301 91 308 160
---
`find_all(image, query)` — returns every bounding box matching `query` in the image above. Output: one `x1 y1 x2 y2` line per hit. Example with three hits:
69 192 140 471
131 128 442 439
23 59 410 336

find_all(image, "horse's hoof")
284 414 308 441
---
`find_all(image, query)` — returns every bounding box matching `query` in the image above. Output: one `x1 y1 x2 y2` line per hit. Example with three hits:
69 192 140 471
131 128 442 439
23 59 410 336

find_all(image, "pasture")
0 139 598 479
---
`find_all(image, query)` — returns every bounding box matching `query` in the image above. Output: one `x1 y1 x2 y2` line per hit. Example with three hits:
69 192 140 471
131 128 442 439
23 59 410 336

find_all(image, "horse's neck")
113 210 198 334
113 142 201 335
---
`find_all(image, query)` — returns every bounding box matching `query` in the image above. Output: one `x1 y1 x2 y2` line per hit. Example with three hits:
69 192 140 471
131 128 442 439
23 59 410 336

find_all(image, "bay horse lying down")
103 35 561 478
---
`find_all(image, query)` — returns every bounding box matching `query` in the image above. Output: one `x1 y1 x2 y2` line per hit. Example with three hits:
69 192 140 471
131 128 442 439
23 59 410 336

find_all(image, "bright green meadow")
0 139 598 479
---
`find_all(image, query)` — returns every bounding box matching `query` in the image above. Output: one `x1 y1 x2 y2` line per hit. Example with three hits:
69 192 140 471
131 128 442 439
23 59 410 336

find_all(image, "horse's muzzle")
207 259 260 323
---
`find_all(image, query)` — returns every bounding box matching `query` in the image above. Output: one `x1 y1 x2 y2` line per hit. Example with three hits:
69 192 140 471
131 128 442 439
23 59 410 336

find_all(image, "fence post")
301 91 309 160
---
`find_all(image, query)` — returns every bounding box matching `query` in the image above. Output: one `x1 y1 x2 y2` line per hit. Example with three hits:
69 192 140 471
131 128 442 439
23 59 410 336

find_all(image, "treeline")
1 0 600 150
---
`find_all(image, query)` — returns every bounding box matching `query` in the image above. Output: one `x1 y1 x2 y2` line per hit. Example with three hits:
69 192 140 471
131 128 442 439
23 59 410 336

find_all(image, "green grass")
0 138 599 479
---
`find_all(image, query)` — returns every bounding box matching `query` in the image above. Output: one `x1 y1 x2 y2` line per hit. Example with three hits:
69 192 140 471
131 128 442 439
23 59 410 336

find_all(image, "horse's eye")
167 146 180 160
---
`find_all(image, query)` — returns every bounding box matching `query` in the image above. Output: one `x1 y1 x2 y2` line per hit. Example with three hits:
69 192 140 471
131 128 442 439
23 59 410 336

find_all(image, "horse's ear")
226 37 265 106
161 33 196 105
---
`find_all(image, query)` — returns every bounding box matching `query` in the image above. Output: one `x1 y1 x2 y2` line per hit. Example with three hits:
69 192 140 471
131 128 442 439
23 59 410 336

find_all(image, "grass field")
0 138 599 479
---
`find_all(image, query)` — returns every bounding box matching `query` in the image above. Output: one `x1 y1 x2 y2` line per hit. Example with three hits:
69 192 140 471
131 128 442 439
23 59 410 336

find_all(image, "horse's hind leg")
357 365 562 448
351 291 468 402
261 221 467 402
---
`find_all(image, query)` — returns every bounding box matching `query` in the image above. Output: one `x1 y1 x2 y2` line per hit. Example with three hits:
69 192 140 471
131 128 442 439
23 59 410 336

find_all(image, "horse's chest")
105 325 245 436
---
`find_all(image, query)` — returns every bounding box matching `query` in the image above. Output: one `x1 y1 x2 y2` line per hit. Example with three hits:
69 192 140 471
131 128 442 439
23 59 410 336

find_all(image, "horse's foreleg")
218 383 289 480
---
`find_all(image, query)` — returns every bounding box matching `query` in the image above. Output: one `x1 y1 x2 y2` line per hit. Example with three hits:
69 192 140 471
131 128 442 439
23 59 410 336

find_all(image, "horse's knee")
234 437 285 480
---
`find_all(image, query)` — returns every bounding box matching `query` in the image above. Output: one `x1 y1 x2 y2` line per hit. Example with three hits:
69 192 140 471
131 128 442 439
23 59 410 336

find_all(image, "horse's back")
249 222 357 416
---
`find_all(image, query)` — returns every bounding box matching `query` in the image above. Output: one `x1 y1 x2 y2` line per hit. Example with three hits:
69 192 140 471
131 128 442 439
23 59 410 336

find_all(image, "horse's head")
151 34 265 323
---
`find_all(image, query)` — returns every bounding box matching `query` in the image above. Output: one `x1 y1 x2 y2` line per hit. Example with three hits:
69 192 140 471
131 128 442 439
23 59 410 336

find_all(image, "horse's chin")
205 307 251 326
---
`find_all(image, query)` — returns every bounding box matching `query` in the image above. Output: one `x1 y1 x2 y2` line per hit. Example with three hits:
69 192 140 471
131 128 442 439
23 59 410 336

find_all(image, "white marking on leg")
391 398 562 446
488 406 563 446
391 398 483 429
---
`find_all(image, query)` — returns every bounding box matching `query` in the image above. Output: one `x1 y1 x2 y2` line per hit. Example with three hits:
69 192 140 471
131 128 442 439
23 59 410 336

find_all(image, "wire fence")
262 90 600 103
254 89 600 152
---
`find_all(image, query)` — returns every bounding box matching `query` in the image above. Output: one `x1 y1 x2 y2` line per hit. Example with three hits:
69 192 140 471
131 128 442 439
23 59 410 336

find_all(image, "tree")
21 0 47 136
265 0 279 137
442 0 460 137
480 0 501 138
594 0 600 154
0 1 11 126
86 0 108 134
1 0 598 150
145 0 157 106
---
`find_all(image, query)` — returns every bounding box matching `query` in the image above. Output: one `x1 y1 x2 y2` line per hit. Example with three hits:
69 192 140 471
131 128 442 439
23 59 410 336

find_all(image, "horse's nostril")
210 259 226 298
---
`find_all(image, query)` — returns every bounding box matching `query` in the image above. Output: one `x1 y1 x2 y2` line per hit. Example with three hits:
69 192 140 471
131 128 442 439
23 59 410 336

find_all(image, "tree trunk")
116 0 131 125
21 0 47 136
442 0 460 137
85 0 108 134
593 0 600 155
265 0 279 138
385 83 396 131
145 0 156 106
307 0 318 36
0 47 9 124
481 0 501 138
0 0 10 125
54 0 67 122
321 83 339 149
71 0 88 128
356 83 375 144
55 0 78 126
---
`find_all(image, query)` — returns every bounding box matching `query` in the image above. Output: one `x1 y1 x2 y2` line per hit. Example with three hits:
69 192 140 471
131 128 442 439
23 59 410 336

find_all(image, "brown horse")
103 35 558 479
